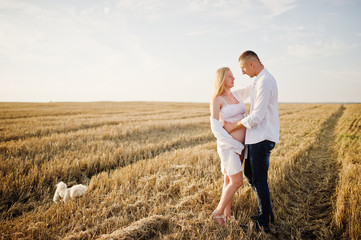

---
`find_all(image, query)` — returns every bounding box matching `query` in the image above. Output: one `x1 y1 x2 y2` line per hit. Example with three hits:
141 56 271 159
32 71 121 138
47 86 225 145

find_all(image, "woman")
210 67 253 226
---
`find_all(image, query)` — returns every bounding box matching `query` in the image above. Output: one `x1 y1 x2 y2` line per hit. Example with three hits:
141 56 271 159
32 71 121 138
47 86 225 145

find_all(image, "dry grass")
332 104 361 240
0 102 360 240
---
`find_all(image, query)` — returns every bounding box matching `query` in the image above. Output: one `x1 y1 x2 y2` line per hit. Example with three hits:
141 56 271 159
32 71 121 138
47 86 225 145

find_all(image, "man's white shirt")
241 68 280 145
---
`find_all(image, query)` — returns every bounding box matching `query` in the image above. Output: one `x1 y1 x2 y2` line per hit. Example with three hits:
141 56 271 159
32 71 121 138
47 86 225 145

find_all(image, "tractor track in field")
271 105 344 240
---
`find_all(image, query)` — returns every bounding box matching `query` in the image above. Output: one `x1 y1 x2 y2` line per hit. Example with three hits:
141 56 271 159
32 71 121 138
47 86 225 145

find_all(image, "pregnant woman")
210 67 253 226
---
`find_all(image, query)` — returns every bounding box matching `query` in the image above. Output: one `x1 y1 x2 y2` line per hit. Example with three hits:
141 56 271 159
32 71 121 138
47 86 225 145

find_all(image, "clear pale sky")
1 0 360 103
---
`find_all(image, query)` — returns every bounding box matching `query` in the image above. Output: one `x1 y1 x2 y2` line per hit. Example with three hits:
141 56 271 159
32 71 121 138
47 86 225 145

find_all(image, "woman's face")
224 70 235 89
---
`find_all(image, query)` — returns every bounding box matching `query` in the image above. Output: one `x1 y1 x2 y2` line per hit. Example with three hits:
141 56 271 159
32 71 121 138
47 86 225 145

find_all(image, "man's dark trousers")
244 140 275 228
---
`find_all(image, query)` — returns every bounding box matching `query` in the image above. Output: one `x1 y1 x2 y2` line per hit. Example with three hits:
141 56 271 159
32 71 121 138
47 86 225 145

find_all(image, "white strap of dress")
219 96 228 105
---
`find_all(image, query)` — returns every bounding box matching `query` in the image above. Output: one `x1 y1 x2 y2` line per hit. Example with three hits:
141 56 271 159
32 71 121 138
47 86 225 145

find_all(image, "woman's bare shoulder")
213 96 223 105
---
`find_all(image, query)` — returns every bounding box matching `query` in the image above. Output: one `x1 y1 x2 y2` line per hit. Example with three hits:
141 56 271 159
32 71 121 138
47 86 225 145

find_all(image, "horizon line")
0 101 360 104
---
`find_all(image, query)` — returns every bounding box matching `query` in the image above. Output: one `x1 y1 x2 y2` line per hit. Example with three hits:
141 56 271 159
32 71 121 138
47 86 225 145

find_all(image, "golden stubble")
0 102 360 240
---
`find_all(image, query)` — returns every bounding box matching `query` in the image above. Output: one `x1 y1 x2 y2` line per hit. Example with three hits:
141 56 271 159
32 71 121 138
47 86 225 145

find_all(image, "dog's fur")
53 181 88 202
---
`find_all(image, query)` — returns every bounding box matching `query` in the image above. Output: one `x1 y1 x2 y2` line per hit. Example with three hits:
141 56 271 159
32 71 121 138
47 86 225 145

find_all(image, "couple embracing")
210 50 279 233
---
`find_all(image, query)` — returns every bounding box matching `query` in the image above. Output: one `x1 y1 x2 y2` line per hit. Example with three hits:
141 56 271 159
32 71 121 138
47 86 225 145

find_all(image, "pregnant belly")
229 128 246 143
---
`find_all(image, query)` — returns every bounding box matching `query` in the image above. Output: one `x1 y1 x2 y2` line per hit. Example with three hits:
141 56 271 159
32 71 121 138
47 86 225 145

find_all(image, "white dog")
53 181 88 203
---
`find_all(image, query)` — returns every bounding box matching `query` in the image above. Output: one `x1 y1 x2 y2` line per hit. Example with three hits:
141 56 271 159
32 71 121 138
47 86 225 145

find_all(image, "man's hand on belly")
223 121 245 133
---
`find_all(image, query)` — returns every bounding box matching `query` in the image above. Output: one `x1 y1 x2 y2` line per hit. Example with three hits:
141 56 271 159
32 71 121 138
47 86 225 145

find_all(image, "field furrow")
271 106 344 239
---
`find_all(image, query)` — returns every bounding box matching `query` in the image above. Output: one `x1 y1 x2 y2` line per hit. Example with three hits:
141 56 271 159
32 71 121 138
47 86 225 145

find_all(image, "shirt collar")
254 68 267 83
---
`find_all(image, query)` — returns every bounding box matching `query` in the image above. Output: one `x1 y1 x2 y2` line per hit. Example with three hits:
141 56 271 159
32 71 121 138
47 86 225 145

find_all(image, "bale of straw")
96 215 168 240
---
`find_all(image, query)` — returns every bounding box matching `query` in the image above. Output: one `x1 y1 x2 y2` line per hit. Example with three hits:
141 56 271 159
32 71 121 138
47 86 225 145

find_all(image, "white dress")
218 93 248 176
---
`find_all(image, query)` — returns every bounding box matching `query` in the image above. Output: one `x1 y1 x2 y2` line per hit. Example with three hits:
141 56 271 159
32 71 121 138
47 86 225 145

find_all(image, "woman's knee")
234 179 243 188
230 173 243 188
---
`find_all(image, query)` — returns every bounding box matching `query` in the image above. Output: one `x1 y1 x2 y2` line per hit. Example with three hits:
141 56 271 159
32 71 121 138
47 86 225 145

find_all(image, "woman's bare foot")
224 209 231 218
212 210 226 226
225 215 237 225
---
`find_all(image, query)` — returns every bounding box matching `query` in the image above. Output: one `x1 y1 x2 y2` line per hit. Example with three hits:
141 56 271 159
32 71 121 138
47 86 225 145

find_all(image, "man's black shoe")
239 223 250 231
256 224 270 233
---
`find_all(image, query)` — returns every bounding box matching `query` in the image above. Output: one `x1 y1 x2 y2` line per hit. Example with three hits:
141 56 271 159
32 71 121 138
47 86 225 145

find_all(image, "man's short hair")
238 50 260 63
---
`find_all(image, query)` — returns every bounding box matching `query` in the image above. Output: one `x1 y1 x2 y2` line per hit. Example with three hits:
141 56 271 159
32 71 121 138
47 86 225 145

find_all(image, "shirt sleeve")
232 83 255 102
210 117 244 153
241 76 272 129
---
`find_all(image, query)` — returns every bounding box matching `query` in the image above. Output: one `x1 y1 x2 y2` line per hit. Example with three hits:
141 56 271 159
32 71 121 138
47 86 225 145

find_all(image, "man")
224 50 279 232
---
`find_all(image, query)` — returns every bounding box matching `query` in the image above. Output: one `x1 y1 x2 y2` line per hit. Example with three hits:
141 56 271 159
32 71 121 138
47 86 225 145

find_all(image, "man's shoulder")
259 69 276 84
262 68 275 79
255 71 277 91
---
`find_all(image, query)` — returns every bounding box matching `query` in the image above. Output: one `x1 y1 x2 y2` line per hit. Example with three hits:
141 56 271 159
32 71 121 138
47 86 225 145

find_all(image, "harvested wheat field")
0 102 360 240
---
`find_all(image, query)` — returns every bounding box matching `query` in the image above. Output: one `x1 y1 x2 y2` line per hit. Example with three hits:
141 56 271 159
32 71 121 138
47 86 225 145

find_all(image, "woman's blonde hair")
212 67 229 101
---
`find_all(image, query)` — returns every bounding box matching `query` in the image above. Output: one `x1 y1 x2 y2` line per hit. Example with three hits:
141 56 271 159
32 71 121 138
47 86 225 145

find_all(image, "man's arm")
241 76 272 129
224 74 272 132
233 82 255 102
223 120 245 133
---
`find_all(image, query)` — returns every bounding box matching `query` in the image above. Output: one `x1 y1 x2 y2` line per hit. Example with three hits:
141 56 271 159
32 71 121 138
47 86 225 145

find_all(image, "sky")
0 0 360 103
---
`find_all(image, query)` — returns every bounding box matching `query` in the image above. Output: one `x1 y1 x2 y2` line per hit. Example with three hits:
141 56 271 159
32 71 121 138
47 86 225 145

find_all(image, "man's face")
239 60 255 78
